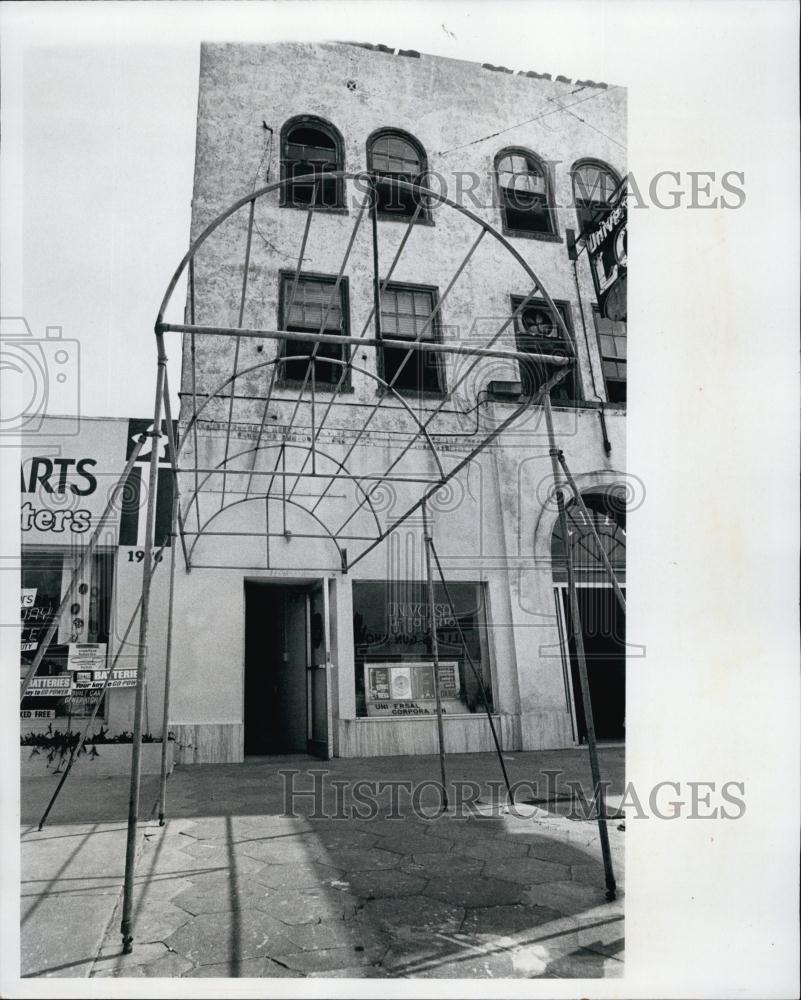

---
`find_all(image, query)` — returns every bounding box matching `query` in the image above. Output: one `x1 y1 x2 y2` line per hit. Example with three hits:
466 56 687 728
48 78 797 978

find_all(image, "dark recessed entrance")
244 580 331 757
562 585 626 742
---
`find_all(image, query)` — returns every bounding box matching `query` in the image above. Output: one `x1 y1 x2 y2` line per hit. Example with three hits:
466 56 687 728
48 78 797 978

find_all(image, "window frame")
494 146 561 242
510 296 582 405
570 158 622 236
377 281 447 398
366 127 433 224
277 270 352 392
592 305 627 407
280 115 348 213
20 545 115 722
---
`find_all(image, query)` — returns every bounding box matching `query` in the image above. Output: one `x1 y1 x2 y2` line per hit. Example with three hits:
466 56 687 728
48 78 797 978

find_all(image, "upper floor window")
571 159 621 235
379 283 444 394
281 117 345 210
592 306 627 405
367 129 429 219
495 148 557 238
278 273 349 387
512 297 579 405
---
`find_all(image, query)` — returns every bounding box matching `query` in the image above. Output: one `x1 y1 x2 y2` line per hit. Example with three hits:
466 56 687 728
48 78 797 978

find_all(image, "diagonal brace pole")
544 395 616 901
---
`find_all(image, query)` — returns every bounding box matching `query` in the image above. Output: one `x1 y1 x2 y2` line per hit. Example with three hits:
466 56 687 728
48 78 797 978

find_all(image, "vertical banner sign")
121 419 177 547
586 191 627 322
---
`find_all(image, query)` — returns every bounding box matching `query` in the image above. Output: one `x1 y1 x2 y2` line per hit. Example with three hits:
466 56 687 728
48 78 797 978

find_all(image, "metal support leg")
544 396 616 901
422 502 448 810
158 494 179 825
429 537 514 803
120 351 166 952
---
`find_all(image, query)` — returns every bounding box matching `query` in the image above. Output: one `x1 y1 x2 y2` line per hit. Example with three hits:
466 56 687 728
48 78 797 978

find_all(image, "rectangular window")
20 549 115 722
379 284 444 394
353 580 493 718
593 307 627 405
279 273 349 387
511 297 580 404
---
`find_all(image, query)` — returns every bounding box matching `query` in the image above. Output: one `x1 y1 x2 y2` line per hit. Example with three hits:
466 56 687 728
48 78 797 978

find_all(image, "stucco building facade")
20 42 628 765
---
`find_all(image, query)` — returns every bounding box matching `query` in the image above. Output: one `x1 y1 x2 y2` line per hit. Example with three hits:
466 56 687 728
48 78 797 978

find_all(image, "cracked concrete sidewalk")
20 749 624 980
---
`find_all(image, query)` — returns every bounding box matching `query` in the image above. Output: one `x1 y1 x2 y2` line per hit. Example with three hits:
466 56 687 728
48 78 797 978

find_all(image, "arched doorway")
551 487 626 742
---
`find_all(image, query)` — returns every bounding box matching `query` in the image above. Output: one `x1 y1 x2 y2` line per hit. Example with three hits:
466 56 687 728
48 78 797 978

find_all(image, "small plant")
21 726 167 771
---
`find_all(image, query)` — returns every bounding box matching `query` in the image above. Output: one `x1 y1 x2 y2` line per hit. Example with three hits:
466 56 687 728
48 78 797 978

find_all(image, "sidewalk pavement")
20 748 624 980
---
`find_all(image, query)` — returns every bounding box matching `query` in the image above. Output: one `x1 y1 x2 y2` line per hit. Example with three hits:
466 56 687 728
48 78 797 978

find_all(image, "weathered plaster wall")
167 42 627 759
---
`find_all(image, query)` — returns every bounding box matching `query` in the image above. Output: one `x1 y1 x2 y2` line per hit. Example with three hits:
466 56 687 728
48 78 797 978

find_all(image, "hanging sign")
26 676 72 697
364 661 467 717
586 194 627 322
73 668 138 690
66 643 107 671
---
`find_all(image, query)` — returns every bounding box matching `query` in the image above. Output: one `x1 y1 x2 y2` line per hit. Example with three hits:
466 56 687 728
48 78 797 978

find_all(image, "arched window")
495 148 557 237
366 129 429 219
550 489 626 583
281 116 345 209
571 159 621 235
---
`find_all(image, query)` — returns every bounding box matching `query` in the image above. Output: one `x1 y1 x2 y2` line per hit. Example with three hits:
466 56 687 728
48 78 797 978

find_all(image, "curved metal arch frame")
176 353 447 482
155 169 577 573
187 492 346 567
156 170 573 341
110 169 622 947
181 438 386 545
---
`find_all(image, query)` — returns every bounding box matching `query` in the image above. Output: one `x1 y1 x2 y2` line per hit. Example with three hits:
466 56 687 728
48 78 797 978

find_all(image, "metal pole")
120 350 166 952
429 538 513 803
544 395 616 900
554 449 626 614
157 493 179 825
422 502 449 809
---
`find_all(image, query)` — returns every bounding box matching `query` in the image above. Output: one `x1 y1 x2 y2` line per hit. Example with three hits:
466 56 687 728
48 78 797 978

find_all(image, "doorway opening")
560 585 625 742
551 487 626 744
244 579 331 757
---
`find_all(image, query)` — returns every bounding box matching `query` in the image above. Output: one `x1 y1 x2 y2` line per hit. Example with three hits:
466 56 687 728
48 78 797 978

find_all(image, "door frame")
242 575 333 757
553 582 626 745
305 578 333 759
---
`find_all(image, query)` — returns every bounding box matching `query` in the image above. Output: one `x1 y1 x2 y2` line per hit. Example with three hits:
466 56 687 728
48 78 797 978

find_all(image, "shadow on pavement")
21 749 624 979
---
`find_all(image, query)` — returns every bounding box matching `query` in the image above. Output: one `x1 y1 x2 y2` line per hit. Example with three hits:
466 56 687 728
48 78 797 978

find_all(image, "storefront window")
20 549 115 722
353 580 493 718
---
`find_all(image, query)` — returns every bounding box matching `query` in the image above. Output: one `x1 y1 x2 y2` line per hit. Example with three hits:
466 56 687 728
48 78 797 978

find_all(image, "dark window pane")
379 285 442 392
605 378 626 405
281 276 347 386
383 346 441 392
284 124 341 208
513 299 577 403
573 163 620 235
497 152 553 235
593 308 627 404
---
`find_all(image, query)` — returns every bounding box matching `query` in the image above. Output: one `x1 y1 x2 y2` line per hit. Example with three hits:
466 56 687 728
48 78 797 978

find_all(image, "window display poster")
365 661 468 717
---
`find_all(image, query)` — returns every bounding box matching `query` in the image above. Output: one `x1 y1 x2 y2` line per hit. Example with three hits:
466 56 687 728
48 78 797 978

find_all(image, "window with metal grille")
379 284 444 393
572 160 621 235
495 149 556 237
593 307 627 405
511 297 579 404
281 118 345 209
367 130 428 219
278 273 349 387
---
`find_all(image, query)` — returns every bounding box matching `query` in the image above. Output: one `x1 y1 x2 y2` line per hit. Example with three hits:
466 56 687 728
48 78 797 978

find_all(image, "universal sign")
586 197 627 323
